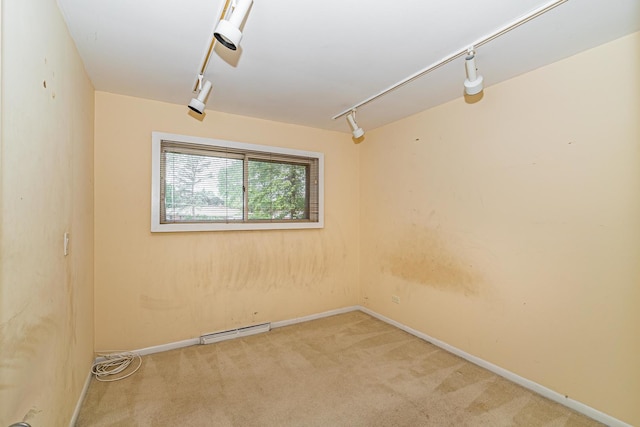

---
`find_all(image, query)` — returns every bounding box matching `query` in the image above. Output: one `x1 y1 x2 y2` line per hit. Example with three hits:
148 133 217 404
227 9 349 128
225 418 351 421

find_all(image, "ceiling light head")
188 80 213 115
214 0 253 51
464 51 484 96
214 20 242 50
346 110 365 139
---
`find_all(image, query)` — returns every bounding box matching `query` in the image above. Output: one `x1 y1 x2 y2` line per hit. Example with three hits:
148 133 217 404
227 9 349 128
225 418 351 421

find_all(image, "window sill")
151 220 324 233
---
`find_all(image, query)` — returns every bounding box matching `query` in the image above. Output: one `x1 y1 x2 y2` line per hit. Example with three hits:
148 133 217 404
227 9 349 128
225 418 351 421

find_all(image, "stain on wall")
140 294 186 311
211 230 334 292
0 312 57 391
386 225 482 296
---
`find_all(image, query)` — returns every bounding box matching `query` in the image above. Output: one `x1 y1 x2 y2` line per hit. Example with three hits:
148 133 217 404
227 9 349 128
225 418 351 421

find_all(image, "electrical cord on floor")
91 351 142 382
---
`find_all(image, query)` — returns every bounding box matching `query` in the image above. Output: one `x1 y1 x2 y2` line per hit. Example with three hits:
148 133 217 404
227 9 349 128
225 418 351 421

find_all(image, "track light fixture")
188 0 253 117
214 0 253 51
464 49 484 96
188 76 213 115
346 110 365 139
332 0 568 129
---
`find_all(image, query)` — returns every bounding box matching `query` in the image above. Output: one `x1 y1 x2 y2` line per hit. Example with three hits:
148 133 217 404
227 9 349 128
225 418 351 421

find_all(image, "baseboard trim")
69 369 93 427
271 306 360 329
97 307 362 359
125 337 201 358
358 306 631 427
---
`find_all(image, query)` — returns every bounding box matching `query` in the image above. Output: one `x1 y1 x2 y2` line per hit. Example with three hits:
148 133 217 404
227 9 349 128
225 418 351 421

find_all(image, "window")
151 132 323 232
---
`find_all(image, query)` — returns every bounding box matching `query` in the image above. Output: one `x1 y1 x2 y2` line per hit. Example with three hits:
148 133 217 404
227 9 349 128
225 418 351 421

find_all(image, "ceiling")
56 0 639 134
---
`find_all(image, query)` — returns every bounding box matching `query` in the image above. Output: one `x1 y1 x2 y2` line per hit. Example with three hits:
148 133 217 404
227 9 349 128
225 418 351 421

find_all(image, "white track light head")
188 80 213 115
346 110 365 139
464 52 484 96
214 0 253 50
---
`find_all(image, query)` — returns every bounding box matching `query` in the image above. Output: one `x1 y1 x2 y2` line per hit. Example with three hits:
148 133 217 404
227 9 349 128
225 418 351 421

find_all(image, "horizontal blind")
161 142 243 223
308 158 319 222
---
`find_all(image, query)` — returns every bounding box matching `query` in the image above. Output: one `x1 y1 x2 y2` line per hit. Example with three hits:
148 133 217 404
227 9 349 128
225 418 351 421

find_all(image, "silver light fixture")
188 76 213 115
214 0 253 51
464 48 484 96
346 110 365 138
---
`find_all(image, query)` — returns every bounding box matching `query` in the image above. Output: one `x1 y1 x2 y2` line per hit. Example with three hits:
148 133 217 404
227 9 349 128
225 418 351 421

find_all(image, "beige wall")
94 93 360 351
0 1 95 426
2 4 632 423
360 32 640 425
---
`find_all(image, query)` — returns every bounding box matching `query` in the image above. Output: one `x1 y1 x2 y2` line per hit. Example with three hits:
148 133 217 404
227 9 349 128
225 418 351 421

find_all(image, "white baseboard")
128 338 200 357
358 306 631 427
69 369 93 427
93 307 361 360
92 338 200 364
271 306 360 329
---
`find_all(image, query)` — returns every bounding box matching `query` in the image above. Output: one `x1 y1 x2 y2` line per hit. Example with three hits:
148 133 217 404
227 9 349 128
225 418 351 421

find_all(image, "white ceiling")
56 0 639 134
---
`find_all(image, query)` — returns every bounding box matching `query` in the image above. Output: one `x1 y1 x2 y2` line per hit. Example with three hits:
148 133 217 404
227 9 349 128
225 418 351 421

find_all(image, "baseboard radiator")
200 322 271 345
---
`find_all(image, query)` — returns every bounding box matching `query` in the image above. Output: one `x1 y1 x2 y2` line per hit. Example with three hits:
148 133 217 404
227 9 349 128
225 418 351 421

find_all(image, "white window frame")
151 132 324 232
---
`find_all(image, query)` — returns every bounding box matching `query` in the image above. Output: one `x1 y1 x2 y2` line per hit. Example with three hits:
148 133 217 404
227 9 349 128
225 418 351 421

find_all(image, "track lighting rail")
191 0 232 93
188 0 253 115
331 0 568 121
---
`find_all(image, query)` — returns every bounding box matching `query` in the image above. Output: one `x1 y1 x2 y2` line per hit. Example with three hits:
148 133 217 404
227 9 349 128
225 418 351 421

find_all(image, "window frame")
151 132 324 232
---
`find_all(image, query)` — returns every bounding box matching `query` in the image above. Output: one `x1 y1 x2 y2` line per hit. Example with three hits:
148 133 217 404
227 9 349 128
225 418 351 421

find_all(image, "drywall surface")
94 92 360 350
359 32 640 425
0 1 95 426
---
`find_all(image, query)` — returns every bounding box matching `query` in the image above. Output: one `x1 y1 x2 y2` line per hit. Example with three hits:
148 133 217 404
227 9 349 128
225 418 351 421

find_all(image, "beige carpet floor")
76 311 603 426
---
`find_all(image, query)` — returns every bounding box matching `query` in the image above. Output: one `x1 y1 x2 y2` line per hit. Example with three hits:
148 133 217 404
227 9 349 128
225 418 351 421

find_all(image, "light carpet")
76 311 603 426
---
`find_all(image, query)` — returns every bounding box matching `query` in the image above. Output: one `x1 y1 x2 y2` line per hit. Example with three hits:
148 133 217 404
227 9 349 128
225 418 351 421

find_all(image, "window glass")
151 132 323 232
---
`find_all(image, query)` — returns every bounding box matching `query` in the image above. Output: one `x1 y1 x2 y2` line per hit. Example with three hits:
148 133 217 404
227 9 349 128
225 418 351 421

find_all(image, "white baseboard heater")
200 322 271 345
